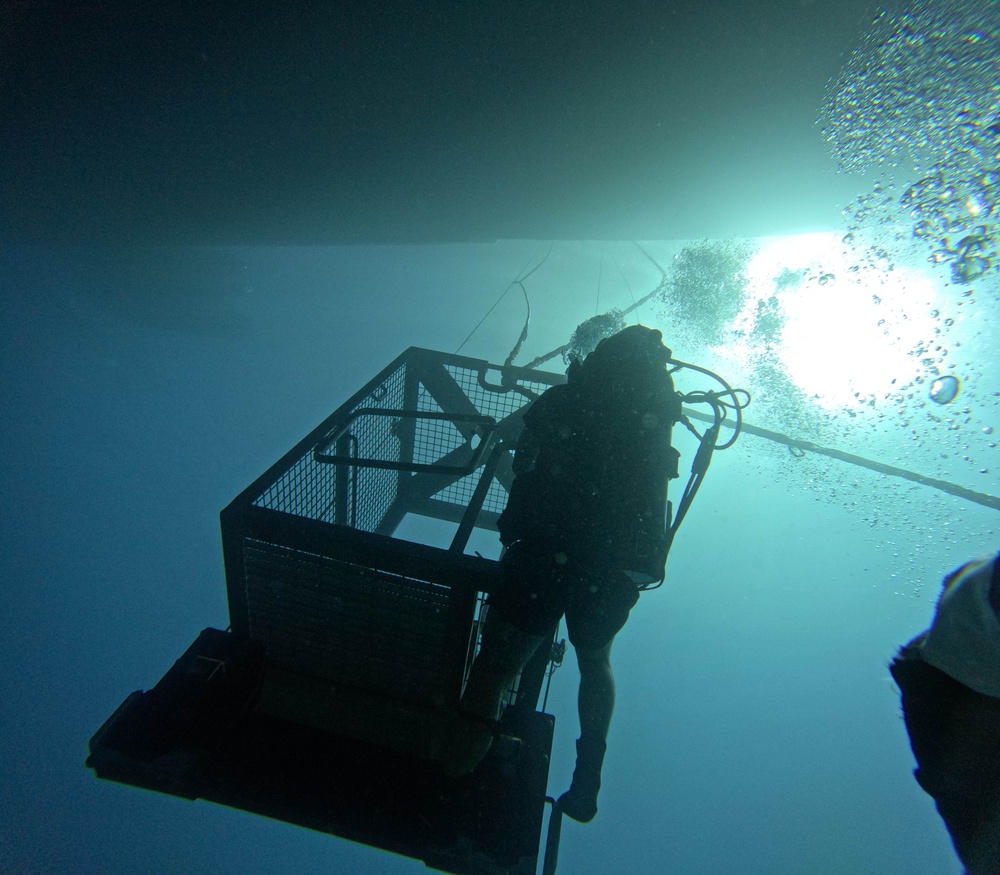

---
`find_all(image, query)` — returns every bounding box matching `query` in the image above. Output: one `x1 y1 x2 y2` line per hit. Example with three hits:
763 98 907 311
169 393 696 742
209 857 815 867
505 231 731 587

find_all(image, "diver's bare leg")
559 637 615 822
574 637 615 740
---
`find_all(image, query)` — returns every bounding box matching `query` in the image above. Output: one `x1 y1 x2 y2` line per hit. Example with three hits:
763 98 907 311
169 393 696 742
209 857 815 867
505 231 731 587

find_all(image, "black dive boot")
557 734 607 823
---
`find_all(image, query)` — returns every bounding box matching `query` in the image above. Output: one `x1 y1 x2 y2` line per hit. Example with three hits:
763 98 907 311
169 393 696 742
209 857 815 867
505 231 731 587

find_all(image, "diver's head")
587 324 671 370
567 324 670 388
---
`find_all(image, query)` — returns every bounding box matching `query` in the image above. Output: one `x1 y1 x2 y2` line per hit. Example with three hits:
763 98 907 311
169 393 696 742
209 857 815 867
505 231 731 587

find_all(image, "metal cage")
220 348 563 739
87 348 567 875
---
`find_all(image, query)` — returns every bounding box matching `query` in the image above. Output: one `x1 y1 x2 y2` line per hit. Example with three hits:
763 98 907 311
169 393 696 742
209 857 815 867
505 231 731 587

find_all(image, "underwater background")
2 1 999 873
2 229 996 874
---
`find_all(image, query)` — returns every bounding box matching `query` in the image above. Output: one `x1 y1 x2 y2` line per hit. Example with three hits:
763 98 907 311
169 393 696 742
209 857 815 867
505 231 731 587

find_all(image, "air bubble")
929 375 960 404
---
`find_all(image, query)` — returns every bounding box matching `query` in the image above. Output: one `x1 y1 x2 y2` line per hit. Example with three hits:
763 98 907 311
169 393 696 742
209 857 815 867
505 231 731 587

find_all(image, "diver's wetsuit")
457 325 682 822
492 328 681 647
891 553 1000 875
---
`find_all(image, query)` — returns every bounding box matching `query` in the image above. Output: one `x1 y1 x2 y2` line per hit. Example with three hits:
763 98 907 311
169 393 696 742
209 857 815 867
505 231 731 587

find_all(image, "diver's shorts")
489 539 640 650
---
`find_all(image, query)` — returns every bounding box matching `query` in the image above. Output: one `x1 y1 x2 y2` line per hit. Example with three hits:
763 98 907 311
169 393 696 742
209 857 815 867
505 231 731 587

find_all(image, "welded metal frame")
221 347 563 647
90 347 570 875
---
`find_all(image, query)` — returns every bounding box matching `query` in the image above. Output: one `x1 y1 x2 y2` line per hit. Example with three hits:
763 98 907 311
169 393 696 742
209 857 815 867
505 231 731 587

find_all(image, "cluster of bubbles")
632 226 997 596
819 0 1000 287
657 239 756 345
564 310 625 362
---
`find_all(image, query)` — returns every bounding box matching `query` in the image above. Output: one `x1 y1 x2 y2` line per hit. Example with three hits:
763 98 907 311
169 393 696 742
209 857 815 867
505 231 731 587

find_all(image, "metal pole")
541 801 563 875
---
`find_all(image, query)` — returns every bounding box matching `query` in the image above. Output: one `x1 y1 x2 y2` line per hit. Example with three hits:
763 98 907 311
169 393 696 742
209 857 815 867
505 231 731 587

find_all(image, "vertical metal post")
333 433 352 526
449 441 509 554
542 801 562 874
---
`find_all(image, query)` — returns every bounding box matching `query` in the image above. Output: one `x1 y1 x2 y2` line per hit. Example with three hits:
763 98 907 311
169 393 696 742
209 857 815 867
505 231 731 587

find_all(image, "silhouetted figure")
891 552 1000 875
450 325 681 823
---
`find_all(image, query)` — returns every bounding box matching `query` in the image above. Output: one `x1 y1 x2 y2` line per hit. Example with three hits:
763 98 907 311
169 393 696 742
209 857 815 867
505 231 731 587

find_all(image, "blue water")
3 238 992 874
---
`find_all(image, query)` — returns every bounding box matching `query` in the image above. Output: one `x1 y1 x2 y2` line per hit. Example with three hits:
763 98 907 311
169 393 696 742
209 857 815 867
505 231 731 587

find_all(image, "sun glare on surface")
735 233 942 410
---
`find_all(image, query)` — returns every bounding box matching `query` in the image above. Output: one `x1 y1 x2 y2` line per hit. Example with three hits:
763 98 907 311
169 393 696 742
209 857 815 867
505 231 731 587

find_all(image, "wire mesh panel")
244 539 456 703
95 348 563 875
252 360 408 532
220 348 563 703
238 348 562 537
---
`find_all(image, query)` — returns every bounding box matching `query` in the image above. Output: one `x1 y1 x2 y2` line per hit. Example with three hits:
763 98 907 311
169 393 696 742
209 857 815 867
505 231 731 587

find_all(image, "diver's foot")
557 734 607 823
556 787 598 823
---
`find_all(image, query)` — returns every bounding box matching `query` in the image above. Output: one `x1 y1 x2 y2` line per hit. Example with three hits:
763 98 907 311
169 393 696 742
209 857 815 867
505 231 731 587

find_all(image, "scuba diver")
891 552 1000 874
447 325 683 823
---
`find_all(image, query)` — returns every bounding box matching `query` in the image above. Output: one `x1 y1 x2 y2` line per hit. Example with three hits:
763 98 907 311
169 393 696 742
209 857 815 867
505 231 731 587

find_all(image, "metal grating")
244 539 458 704
429 364 554 514
251 451 337 523
220 349 565 720
252 364 407 532
443 363 550 420
242 350 562 538
414 383 468 464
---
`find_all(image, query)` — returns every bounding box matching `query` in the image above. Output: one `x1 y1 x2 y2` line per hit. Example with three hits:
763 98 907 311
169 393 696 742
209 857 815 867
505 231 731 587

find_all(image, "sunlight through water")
736 233 944 411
